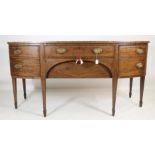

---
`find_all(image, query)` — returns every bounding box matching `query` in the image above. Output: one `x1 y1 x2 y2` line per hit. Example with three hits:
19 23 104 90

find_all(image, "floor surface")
0 88 155 120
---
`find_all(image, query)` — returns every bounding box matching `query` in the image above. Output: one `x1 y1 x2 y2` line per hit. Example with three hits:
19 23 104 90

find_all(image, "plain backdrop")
0 35 155 91
0 0 155 155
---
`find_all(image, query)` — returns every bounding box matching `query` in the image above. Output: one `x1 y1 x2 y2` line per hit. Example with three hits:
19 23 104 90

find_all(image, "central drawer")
45 45 78 59
45 45 114 59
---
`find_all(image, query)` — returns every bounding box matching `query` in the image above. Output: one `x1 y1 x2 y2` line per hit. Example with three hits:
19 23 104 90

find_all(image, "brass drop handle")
136 63 143 69
93 48 103 54
136 49 144 55
14 64 23 69
56 48 67 54
14 49 22 55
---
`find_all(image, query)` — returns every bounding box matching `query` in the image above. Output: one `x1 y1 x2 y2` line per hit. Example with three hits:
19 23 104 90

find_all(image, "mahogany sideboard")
8 41 149 117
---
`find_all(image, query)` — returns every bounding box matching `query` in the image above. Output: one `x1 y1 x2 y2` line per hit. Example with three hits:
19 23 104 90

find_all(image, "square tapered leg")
12 77 17 109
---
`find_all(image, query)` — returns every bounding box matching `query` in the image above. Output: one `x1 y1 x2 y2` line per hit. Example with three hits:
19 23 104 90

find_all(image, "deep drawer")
10 58 40 77
45 58 113 78
119 58 146 77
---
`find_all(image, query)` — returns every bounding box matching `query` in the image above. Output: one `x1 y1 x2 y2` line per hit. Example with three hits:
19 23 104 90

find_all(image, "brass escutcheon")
136 49 144 55
93 48 103 54
14 64 23 69
136 62 143 69
14 49 22 55
56 48 67 54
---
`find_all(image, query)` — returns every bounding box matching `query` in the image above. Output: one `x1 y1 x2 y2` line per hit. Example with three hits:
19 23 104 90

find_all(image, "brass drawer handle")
56 48 67 54
136 63 143 69
93 48 103 54
14 49 22 55
136 49 144 55
14 64 23 69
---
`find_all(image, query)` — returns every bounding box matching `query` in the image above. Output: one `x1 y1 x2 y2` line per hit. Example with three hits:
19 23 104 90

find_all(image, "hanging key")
95 53 99 64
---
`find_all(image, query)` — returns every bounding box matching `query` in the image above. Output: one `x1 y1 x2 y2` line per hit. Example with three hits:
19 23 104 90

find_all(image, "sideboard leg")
22 79 27 99
129 78 133 98
12 77 17 109
112 77 118 116
41 78 47 117
139 76 145 107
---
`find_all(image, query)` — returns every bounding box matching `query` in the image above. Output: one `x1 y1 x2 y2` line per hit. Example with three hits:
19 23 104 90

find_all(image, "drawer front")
45 46 78 59
45 45 114 59
119 45 147 58
80 46 114 58
10 46 40 58
119 58 145 77
10 59 40 77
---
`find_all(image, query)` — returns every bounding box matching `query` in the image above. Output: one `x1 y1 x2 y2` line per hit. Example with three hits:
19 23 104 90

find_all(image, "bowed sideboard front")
8 41 149 117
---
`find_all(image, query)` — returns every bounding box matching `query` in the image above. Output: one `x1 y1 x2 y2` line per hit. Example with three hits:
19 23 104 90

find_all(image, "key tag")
76 58 84 64
76 51 83 64
95 53 99 64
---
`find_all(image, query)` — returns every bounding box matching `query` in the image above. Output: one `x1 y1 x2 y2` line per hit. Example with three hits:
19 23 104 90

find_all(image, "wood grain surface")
8 41 149 117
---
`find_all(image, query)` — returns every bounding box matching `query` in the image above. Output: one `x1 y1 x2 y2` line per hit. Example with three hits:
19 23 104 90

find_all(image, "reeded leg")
41 78 47 117
22 79 26 99
12 77 17 109
129 78 133 98
112 77 118 116
139 76 145 107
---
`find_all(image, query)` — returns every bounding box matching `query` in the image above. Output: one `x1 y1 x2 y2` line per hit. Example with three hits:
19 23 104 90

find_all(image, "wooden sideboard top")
8 41 150 46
